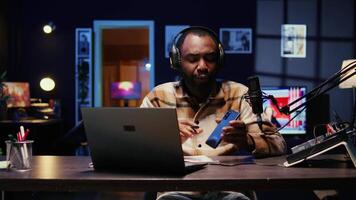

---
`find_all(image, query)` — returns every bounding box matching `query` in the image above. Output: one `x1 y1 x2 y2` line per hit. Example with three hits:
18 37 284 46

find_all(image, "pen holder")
5 140 34 171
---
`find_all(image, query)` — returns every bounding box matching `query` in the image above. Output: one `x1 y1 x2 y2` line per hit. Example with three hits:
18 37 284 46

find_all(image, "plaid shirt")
141 80 286 157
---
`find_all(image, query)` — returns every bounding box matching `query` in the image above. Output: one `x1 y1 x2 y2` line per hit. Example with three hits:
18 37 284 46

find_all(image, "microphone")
247 76 263 115
247 76 263 130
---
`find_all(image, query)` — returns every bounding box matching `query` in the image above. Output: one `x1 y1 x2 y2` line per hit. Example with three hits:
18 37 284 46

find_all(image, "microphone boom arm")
276 61 356 115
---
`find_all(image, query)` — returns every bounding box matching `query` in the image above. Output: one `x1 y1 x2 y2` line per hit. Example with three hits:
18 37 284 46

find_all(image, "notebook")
81 107 207 174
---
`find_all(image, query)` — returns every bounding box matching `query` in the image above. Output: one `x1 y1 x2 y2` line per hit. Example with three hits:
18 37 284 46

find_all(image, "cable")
276 107 306 133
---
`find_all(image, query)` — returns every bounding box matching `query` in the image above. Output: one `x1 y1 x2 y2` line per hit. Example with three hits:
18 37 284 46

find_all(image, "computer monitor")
3 82 31 108
262 86 307 134
110 81 141 100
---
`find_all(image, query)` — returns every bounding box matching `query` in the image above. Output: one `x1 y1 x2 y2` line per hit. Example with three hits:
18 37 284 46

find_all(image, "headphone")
169 26 225 70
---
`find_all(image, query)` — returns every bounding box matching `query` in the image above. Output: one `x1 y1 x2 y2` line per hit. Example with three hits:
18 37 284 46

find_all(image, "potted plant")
0 71 10 120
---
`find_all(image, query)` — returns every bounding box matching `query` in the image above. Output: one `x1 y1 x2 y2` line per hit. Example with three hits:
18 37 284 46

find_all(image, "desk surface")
0 155 355 192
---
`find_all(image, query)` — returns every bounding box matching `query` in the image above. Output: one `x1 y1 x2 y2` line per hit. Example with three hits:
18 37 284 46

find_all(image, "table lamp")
40 77 55 92
110 81 141 107
38 77 60 118
339 59 356 89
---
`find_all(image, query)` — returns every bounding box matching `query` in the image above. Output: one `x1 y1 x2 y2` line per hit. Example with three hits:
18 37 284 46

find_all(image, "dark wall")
0 0 7 73
1 0 256 131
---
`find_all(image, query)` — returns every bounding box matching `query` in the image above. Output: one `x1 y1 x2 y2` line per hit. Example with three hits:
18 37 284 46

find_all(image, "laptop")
81 107 207 174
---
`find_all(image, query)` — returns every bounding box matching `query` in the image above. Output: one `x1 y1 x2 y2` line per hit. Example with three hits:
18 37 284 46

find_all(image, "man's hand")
178 119 203 143
259 121 278 134
217 118 249 150
261 107 278 134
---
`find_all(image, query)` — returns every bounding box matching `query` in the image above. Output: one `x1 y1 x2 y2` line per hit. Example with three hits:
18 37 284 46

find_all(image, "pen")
19 125 29 167
17 132 22 141
20 126 25 140
23 129 30 141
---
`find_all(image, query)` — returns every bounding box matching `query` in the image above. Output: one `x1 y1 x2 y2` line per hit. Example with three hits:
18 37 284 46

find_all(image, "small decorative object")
0 71 10 120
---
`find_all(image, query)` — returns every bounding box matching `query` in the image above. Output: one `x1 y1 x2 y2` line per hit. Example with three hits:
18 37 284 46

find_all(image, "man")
141 27 286 200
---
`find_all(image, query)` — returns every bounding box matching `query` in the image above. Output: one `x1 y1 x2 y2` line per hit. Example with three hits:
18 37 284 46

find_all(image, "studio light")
43 22 56 34
40 77 56 91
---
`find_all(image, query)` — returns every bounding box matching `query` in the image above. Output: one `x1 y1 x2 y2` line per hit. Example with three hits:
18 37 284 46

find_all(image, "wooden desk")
0 155 355 192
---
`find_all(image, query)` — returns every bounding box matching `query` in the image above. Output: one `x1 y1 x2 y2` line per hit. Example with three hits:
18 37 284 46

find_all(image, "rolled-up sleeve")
140 96 155 108
238 97 287 157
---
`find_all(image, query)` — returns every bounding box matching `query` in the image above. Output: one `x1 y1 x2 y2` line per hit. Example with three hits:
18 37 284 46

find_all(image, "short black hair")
175 28 220 52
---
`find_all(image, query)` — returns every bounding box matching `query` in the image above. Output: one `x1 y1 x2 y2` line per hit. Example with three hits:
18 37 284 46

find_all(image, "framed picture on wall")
165 25 190 58
75 28 92 124
219 28 252 54
77 31 91 56
281 24 307 58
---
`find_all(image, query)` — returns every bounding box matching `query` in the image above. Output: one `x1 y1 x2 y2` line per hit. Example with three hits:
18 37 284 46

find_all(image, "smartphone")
205 110 240 148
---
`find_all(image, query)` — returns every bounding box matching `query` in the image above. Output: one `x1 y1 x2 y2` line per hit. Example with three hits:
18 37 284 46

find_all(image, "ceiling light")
43 22 56 34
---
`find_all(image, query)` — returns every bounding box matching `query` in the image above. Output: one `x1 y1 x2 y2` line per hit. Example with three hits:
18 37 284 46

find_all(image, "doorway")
93 20 155 107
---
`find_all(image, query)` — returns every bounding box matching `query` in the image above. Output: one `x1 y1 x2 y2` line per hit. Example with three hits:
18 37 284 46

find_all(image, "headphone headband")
169 26 225 70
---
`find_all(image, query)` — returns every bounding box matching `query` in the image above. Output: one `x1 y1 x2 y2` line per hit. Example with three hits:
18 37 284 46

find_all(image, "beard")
181 72 216 92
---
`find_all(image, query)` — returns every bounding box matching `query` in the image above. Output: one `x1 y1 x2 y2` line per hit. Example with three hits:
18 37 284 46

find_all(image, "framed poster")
219 28 252 54
77 31 90 56
75 28 92 124
165 25 190 58
281 24 307 58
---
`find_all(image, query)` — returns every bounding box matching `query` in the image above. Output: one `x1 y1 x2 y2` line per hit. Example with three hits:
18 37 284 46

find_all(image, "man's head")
169 27 224 87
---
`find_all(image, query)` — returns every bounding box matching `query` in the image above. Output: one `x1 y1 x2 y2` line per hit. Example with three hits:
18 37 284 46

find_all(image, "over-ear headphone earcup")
218 43 225 68
169 44 180 70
